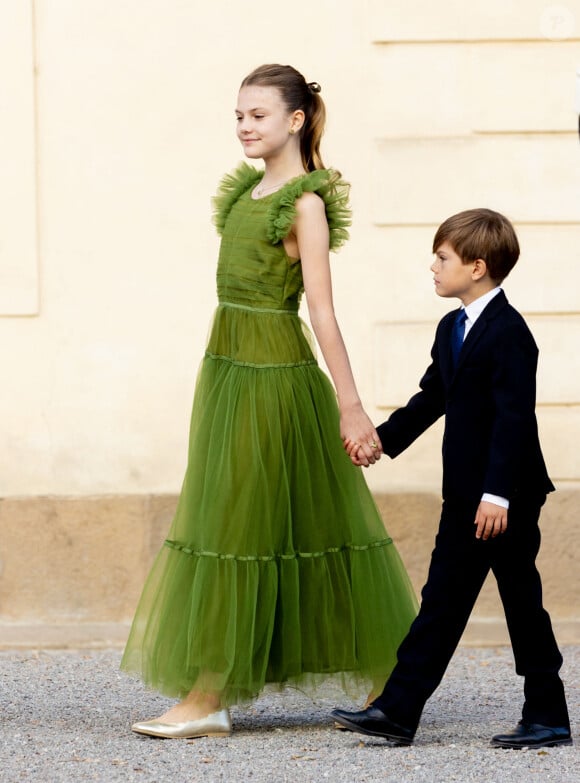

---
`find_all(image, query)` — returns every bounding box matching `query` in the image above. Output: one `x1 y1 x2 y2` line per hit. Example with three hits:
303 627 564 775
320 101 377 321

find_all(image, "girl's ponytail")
300 84 326 171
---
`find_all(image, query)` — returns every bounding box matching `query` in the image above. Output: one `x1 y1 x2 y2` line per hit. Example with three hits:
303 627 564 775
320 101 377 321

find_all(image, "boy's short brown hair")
432 208 520 283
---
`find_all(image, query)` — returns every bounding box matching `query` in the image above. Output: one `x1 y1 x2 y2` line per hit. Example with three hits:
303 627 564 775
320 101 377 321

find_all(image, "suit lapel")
440 309 460 384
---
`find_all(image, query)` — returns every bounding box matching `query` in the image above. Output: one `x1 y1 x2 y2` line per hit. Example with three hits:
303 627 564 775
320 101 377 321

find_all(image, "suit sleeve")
483 320 541 498
377 332 446 458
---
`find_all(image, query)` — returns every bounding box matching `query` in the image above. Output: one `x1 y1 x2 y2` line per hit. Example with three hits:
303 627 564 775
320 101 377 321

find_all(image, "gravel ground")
0 646 578 783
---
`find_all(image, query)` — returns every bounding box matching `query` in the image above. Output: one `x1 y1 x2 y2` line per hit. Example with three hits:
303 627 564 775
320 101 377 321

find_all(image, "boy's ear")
472 258 488 280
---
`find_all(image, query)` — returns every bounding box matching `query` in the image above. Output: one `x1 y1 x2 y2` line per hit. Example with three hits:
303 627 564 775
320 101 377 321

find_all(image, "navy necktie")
451 309 467 367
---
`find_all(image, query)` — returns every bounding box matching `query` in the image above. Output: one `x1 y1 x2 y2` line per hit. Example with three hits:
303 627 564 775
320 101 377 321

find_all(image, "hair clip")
307 81 322 94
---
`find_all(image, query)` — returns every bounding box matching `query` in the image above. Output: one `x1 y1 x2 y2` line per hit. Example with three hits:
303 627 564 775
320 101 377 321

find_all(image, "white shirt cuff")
481 492 509 509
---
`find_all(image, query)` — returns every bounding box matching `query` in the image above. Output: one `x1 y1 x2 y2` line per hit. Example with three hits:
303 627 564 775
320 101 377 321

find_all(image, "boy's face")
431 241 480 305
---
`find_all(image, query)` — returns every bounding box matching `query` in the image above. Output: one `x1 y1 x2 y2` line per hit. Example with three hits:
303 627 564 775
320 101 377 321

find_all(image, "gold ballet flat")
131 708 232 739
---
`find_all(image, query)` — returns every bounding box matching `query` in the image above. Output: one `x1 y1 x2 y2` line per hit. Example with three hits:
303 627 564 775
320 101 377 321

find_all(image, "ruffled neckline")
248 172 313 202
213 163 351 251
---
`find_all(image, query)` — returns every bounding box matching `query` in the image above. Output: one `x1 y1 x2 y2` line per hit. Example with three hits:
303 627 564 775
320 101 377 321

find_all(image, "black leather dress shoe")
330 706 414 745
491 721 572 749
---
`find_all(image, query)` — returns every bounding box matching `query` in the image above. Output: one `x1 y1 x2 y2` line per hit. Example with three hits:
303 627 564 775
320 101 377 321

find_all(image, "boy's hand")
343 438 365 466
474 501 508 540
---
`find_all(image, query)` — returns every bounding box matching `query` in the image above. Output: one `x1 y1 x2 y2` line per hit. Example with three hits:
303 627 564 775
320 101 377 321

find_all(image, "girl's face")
235 85 300 162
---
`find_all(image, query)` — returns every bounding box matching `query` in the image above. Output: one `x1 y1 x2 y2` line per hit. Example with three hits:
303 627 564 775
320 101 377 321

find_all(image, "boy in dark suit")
332 208 571 749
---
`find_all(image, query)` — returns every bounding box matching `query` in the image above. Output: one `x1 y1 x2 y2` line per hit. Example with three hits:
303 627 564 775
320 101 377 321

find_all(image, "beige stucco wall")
0 1 579 646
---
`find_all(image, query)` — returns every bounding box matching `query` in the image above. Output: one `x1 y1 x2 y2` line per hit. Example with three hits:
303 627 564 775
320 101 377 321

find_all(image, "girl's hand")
340 404 383 467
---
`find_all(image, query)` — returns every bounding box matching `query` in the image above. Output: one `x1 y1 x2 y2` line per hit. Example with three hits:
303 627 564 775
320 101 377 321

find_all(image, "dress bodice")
213 163 351 312
216 192 305 311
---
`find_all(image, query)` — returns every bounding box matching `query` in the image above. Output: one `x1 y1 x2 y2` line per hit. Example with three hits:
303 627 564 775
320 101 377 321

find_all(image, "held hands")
474 501 508 540
340 403 383 467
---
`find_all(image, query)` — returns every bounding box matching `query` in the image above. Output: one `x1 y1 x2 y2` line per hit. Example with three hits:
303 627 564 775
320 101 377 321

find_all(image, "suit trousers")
374 497 569 731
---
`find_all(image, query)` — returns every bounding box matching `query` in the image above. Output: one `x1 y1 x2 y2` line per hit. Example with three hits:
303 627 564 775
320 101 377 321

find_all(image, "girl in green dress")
123 63 417 739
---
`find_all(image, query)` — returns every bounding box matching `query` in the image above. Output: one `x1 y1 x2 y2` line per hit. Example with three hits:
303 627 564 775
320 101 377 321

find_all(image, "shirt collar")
463 287 502 324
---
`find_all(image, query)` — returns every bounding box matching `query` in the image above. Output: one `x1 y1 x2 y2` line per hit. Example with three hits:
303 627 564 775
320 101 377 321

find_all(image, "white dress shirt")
458 287 509 510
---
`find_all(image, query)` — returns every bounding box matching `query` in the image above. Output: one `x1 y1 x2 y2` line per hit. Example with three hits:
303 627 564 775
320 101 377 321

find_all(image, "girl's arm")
291 191 381 466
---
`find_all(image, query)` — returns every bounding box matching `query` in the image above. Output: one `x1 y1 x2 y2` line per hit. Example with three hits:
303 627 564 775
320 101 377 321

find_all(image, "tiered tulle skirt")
121 304 417 705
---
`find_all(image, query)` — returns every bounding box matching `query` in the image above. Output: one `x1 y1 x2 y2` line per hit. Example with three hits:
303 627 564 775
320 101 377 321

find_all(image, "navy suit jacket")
377 290 554 505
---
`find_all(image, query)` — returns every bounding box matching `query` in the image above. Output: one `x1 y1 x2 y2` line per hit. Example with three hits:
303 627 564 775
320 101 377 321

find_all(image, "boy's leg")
491 498 570 729
371 501 490 731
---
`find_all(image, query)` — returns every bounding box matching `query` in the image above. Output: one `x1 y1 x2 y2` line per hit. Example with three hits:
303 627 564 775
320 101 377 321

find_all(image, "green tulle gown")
121 163 418 705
